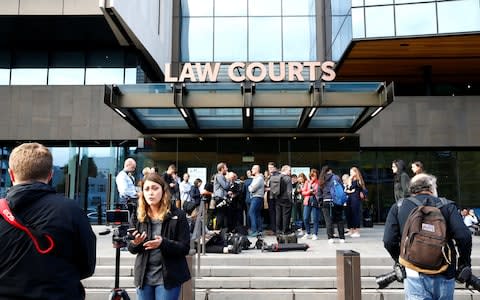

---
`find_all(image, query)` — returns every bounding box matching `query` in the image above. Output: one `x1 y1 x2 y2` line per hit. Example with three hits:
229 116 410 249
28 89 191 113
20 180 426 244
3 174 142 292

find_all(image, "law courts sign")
164 61 336 83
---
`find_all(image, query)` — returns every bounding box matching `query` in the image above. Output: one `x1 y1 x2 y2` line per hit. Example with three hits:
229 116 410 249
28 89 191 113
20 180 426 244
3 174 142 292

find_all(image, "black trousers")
275 200 292 233
267 198 277 233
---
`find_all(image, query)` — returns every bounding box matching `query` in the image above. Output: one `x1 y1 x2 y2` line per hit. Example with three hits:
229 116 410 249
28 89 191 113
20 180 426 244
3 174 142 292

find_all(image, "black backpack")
269 174 282 198
398 196 452 274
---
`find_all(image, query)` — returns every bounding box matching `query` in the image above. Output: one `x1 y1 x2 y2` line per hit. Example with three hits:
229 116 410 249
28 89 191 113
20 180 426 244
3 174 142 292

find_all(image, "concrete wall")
107 0 173 75
0 86 140 141
0 0 102 15
358 95 480 147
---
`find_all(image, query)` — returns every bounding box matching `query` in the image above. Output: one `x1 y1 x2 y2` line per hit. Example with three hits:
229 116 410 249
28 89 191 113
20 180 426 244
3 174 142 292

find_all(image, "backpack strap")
0 198 55 254
402 196 451 209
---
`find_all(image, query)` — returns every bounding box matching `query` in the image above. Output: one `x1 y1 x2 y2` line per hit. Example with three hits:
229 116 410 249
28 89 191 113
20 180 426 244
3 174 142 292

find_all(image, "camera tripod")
100 225 131 300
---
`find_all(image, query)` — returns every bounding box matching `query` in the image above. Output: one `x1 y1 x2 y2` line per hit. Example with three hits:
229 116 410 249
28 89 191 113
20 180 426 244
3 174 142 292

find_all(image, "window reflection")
77 147 115 223
214 17 248 61
181 0 213 16
352 0 364 6
249 0 281 16
214 0 247 16
365 5 394 37
0 69 9 85
352 7 365 38
249 17 282 61
85 68 124 84
48 68 85 85
438 0 480 33
181 17 214 61
283 17 316 61
282 0 315 16
395 3 436 36
364 0 393 5
11 69 48 85
125 68 137 84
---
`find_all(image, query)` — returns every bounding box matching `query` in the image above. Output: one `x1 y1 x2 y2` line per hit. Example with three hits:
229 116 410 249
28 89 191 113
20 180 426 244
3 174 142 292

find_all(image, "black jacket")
0 182 97 300
128 206 191 289
383 193 472 279
277 174 293 204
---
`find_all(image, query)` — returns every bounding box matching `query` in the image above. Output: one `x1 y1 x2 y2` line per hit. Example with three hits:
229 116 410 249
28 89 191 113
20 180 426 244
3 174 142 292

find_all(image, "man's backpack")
330 178 348 206
269 174 282 198
399 197 452 274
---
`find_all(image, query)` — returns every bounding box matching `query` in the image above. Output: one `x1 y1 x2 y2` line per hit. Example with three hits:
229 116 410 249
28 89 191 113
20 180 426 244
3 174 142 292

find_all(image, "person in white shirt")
115 158 138 216
179 173 192 209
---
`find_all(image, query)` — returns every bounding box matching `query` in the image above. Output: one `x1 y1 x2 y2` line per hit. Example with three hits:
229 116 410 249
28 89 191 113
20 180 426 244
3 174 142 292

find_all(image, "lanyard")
0 198 55 254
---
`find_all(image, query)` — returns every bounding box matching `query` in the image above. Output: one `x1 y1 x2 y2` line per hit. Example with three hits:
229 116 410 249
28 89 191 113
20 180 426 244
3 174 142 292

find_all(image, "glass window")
48 68 85 85
394 0 431 3
11 69 48 85
51 51 85 68
214 0 247 16
87 50 124 68
282 0 315 16
249 17 282 61
195 108 242 128
77 147 115 223
0 69 9 85
365 0 393 5
13 51 48 68
438 0 480 33
365 5 394 37
181 17 214 61
352 0 364 6
331 0 352 15
283 17 316 61
254 108 302 128
395 2 436 36
181 0 213 16
85 68 125 84
125 68 137 84
248 0 281 16
352 7 366 38
214 17 248 61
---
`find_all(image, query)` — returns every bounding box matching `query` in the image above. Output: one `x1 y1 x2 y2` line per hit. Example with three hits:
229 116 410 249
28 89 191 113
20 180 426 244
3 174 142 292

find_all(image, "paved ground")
92 224 480 260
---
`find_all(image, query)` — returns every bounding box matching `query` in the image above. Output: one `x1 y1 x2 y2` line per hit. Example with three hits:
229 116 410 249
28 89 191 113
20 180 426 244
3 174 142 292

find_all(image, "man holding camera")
383 173 472 299
213 162 231 230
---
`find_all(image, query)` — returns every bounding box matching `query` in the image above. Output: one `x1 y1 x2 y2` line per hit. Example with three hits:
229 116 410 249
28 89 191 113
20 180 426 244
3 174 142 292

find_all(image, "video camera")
215 196 233 208
106 210 134 248
375 263 406 289
457 266 480 291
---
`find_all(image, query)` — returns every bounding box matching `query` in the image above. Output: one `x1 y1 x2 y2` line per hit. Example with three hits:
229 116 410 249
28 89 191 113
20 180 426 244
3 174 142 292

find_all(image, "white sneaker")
339 239 345 243
301 234 310 240
311 234 318 240
351 233 360 238
328 238 335 244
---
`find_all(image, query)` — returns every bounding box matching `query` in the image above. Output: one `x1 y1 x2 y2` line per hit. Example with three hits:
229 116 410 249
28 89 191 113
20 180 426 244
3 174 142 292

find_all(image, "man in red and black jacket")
0 143 96 300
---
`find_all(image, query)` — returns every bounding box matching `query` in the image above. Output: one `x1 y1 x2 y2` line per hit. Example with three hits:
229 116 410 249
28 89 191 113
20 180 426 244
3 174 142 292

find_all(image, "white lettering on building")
165 61 336 83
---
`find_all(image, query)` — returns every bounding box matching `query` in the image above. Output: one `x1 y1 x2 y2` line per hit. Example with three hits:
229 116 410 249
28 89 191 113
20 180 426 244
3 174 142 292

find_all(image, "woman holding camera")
128 173 191 300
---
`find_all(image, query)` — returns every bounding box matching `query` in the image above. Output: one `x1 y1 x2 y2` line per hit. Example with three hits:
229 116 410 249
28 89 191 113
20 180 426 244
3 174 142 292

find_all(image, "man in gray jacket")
248 164 264 236
213 162 231 230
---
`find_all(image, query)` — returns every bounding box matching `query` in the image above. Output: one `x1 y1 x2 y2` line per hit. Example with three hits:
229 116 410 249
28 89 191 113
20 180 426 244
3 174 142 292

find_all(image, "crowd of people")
0 144 476 300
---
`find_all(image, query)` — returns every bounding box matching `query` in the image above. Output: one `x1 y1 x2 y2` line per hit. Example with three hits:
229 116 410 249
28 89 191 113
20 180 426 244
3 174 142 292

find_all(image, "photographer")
383 173 472 299
213 162 231 230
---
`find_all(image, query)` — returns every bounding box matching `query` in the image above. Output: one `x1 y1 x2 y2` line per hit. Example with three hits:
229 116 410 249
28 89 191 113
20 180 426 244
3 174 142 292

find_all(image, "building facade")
0 0 479 222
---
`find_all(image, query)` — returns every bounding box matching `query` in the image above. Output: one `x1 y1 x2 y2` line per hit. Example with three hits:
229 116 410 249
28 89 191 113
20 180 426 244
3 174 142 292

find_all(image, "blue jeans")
249 196 263 233
137 284 180 300
303 205 320 235
404 273 455 300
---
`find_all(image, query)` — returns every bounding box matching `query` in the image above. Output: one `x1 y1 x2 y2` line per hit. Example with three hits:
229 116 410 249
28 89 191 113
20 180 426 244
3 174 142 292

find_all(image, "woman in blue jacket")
128 173 191 300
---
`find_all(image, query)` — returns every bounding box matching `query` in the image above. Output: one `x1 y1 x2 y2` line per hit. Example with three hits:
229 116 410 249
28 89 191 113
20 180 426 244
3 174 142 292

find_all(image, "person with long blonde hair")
128 173 190 300
345 167 366 238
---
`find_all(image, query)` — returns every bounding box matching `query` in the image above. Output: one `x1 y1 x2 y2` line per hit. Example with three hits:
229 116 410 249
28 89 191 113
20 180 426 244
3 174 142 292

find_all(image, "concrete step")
93 265 133 277
85 288 480 300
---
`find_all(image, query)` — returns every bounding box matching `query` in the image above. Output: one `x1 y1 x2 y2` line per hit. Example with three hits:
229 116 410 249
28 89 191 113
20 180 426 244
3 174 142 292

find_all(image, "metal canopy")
104 81 393 136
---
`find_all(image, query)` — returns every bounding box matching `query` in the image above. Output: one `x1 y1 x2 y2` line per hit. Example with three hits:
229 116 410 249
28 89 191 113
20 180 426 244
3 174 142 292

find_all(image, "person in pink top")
300 169 321 240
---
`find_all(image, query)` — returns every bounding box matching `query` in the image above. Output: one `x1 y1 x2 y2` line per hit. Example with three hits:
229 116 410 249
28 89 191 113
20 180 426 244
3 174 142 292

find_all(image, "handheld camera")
106 210 134 249
375 263 406 289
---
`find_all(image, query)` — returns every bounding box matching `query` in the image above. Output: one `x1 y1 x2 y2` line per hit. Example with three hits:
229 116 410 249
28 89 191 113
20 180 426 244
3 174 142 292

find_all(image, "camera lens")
375 271 398 289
